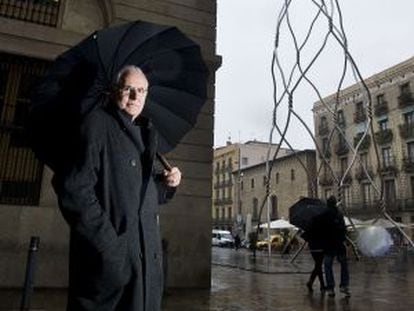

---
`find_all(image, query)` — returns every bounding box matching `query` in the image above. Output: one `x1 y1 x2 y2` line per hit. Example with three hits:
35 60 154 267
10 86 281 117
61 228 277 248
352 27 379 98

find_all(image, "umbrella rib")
108 21 139 80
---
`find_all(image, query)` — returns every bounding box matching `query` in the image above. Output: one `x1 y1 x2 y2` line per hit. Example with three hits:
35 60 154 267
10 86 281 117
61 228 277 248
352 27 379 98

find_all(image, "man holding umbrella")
320 196 351 298
56 65 181 310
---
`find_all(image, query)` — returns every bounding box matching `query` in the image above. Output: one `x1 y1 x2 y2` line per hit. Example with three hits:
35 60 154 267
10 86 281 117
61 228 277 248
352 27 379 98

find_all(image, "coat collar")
106 105 158 160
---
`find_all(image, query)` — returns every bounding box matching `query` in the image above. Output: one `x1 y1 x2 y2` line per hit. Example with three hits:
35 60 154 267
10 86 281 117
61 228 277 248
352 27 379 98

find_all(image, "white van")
212 229 234 247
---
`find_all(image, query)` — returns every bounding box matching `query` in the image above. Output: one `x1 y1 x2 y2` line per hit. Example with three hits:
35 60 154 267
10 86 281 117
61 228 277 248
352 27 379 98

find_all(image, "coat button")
130 159 137 167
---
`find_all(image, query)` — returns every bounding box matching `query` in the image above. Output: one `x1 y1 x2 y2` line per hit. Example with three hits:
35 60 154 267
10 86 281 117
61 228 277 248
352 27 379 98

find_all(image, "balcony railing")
319 174 334 186
402 156 414 173
378 157 397 176
318 125 330 136
354 110 367 123
353 133 371 150
0 0 61 27
374 101 389 117
374 129 393 145
399 122 414 139
335 143 349 156
355 165 374 181
398 92 414 108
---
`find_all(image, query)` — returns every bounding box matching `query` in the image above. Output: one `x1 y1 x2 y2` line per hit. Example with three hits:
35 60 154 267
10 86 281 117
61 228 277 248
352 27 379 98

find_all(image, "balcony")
374 101 389 117
222 197 233 205
378 158 398 176
398 92 414 108
355 165 374 181
354 110 367 123
319 174 334 186
337 171 352 184
374 129 393 145
353 133 371 150
399 122 414 139
318 124 330 136
335 142 349 156
319 148 331 159
0 0 61 27
402 156 414 173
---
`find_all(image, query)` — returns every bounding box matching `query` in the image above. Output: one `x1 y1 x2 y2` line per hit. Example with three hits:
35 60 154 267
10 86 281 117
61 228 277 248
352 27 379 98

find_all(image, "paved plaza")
163 247 414 311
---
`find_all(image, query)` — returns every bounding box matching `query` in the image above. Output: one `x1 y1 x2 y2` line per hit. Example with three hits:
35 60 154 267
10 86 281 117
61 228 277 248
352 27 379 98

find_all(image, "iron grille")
0 0 61 27
0 52 49 205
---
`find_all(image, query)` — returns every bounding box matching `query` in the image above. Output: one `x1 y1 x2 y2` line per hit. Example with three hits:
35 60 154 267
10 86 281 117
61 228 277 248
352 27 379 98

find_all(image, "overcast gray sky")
215 0 414 149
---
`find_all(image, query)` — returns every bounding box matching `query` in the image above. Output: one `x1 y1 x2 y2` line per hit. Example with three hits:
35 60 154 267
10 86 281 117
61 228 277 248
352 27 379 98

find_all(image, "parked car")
212 229 234 247
256 234 284 251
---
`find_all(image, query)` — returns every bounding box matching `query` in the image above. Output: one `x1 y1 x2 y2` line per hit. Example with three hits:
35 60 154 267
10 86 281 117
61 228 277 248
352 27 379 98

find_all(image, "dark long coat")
54 105 173 311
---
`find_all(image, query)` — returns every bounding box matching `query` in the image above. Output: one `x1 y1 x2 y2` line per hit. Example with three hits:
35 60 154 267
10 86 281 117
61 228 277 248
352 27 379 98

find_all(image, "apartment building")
313 56 414 236
212 140 297 232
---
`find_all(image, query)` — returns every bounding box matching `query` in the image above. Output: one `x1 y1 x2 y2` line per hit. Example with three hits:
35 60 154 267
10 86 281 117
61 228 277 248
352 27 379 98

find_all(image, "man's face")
116 69 149 120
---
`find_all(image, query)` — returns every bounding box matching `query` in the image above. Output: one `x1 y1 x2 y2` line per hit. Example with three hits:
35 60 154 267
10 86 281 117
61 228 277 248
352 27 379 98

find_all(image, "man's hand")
163 167 181 187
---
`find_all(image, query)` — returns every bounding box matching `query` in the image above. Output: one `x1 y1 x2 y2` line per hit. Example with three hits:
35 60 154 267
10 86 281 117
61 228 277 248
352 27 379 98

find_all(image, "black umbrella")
28 20 208 172
289 197 326 232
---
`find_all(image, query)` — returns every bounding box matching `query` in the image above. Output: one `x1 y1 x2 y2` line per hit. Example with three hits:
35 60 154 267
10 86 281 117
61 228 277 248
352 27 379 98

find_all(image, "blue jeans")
324 251 349 289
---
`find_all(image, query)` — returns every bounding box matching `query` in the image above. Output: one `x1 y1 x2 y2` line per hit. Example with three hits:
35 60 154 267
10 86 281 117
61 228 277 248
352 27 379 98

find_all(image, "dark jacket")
319 207 346 254
55 106 172 311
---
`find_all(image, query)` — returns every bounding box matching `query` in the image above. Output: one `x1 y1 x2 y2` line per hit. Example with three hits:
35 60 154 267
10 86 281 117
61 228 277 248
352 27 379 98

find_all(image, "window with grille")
0 0 61 27
0 53 49 205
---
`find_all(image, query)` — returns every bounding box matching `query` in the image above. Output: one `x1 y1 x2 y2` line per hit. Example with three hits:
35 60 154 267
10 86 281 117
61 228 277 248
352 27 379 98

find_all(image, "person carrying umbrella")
54 65 182 310
28 20 208 311
320 196 351 298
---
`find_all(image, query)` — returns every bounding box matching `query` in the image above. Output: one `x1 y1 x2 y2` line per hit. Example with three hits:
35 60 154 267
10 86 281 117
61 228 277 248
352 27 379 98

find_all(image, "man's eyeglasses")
119 85 148 96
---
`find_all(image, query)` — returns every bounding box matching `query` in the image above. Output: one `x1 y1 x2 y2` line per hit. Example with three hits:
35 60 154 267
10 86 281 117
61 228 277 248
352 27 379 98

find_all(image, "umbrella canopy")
259 219 297 229
289 197 326 231
28 20 208 172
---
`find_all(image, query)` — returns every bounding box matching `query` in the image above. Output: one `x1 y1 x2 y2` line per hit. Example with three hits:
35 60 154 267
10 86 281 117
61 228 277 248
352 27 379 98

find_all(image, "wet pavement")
163 247 414 311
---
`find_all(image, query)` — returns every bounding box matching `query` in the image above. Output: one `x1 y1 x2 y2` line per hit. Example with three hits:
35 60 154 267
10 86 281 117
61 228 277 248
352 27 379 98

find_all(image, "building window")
378 118 388 131
0 0 62 27
275 172 279 184
411 176 414 198
400 82 411 95
242 157 249 166
270 195 278 219
252 198 258 220
215 207 219 219
221 208 225 219
324 188 332 199
338 110 345 127
0 53 49 205
381 147 393 167
251 178 255 189
241 180 244 190
404 111 414 124
227 207 232 219
290 169 295 181
263 175 267 186
384 179 396 204
362 183 372 207
341 185 351 207
377 94 385 105
407 142 414 161
360 152 368 167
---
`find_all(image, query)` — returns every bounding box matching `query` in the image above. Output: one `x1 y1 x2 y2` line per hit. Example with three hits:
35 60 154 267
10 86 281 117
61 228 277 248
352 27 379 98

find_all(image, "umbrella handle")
156 153 172 171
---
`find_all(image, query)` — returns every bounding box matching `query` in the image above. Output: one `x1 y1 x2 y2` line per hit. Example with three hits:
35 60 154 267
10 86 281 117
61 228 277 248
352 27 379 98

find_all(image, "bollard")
20 236 40 311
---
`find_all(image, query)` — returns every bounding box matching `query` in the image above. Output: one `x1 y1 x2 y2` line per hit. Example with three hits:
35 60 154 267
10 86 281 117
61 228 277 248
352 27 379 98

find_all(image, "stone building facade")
313 56 414 236
235 149 316 237
0 0 218 308
212 140 293 232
